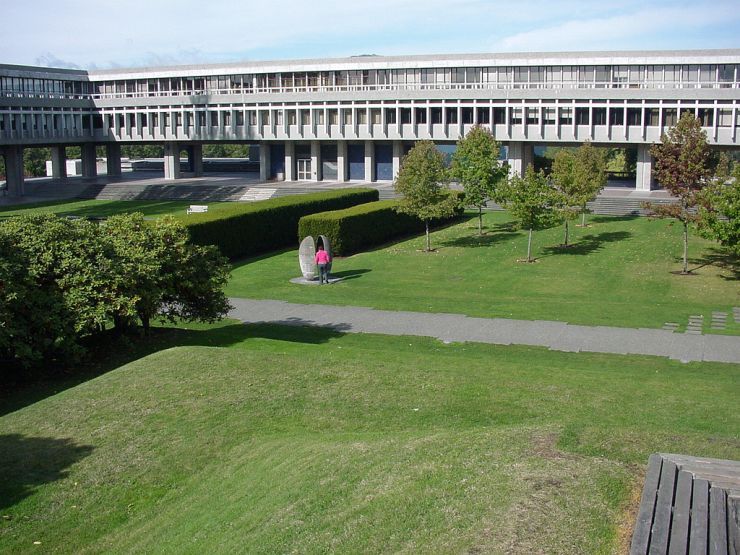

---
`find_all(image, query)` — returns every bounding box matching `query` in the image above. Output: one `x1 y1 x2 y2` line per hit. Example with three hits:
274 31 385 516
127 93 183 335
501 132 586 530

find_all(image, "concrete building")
1 49 739 196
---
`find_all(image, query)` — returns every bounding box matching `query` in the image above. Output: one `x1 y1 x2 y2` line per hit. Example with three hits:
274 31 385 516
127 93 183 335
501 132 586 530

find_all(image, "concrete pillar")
164 141 181 180
105 143 121 177
364 140 375 182
81 143 97 178
635 143 654 191
392 140 403 180
190 144 203 177
337 141 347 182
507 142 534 177
311 140 321 181
50 146 67 179
259 142 270 181
3 146 25 197
284 141 295 181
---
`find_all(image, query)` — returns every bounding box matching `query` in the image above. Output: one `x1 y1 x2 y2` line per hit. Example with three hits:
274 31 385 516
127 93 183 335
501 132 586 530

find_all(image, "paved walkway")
228 299 740 364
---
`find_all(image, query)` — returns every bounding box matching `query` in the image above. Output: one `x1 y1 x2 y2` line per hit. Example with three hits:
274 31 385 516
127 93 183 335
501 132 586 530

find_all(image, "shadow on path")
0 434 94 511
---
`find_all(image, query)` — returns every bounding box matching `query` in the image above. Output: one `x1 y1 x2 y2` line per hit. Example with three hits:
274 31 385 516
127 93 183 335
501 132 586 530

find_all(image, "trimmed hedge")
180 188 378 259
298 193 464 256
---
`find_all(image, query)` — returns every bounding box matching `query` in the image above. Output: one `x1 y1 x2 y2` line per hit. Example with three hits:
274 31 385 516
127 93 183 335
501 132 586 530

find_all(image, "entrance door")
297 158 311 180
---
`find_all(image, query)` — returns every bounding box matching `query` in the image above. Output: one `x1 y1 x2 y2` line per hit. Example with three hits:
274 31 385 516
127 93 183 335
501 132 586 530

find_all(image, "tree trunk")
139 312 151 336
682 221 689 274
527 228 533 262
564 220 569 247
425 221 431 251
478 206 483 235
581 210 586 227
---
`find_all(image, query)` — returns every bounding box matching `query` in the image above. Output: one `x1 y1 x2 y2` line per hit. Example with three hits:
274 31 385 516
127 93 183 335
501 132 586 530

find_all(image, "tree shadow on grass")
0 322 348 417
589 215 641 224
0 434 94 511
541 231 633 256
440 221 522 248
687 248 739 280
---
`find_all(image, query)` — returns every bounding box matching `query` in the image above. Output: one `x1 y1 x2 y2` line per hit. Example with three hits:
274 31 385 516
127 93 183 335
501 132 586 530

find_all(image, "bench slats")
689 478 710 555
709 487 727 555
669 470 694 554
631 453 665 555
650 460 678 554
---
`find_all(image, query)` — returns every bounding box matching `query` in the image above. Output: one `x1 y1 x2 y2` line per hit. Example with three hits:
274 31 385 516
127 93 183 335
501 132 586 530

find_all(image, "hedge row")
298 193 464 256
181 188 378 259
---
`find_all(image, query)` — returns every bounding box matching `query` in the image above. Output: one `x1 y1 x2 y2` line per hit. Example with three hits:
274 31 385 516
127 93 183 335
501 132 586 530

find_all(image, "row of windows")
0 76 91 96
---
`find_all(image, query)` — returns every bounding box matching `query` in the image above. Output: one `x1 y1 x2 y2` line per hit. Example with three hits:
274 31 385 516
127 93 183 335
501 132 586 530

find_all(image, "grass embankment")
0 199 234 219
227 211 739 331
1 322 738 553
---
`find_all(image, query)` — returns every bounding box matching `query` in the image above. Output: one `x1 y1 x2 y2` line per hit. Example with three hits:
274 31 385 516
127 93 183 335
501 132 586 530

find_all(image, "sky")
4 0 740 69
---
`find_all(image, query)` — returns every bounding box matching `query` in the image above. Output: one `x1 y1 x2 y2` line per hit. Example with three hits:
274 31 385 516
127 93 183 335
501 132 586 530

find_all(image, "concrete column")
337 141 347 182
105 143 121 177
50 146 67 179
392 140 403 180
635 143 654 191
81 143 97 178
259 142 270 181
507 142 534 177
284 141 295 181
164 141 181 180
190 144 203 177
311 140 321 181
364 140 375 182
3 146 25 197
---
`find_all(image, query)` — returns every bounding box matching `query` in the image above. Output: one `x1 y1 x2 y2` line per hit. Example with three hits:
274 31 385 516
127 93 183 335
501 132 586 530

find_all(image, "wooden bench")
186 205 208 215
630 453 740 554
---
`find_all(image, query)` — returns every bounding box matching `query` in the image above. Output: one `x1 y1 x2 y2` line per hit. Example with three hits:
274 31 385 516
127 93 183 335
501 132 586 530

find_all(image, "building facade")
1 49 739 196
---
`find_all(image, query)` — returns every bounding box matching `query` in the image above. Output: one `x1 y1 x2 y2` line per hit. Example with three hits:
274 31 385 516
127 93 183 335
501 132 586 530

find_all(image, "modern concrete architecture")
1 49 739 196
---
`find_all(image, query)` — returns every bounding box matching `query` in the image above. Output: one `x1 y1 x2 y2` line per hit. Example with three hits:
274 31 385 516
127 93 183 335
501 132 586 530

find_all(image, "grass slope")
227 212 739 331
1 323 738 553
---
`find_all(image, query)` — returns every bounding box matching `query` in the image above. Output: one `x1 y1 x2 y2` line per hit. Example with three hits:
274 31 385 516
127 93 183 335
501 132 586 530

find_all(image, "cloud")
34 53 82 69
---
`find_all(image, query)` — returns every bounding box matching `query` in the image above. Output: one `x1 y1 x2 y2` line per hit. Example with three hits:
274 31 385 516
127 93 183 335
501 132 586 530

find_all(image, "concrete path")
228 298 740 364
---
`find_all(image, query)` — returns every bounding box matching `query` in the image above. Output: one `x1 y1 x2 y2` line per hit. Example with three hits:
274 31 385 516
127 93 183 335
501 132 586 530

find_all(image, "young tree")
499 168 561 262
394 140 458 251
647 112 713 274
550 149 579 246
698 158 740 255
450 125 508 235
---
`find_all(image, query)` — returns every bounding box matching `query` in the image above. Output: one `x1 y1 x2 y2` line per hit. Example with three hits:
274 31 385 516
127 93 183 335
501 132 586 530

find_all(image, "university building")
1 49 739 196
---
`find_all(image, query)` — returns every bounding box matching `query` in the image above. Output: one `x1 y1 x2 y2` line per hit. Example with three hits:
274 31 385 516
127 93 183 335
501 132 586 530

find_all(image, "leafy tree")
499 168 561 262
647 112 713 274
450 125 508 235
24 147 51 177
698 158 740 255
101 213 231 333
394 141 459 251
552 143 608 245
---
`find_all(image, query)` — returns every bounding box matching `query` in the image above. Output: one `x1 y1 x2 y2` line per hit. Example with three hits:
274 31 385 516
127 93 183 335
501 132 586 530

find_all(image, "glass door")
297 158 311 180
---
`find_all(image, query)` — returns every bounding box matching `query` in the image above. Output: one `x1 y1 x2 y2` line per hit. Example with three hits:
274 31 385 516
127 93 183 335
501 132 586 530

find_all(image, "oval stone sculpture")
318 234 332 274
298 235 317 279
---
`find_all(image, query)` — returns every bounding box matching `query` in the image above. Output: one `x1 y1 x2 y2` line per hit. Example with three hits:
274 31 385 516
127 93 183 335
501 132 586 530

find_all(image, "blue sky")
5 0 740 69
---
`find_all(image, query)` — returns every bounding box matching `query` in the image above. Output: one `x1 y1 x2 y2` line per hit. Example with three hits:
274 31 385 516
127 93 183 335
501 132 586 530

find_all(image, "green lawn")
0 199 235 219
1 322 738 553
227 211 739 331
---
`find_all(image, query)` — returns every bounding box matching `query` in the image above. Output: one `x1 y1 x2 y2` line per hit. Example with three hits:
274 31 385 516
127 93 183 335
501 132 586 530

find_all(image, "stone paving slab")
228 299 740 364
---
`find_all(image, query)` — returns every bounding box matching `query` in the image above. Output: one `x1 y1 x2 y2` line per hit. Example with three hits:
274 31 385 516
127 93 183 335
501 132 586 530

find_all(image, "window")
236 111 244 126
371 109 381 124
593 107 606 125
328 109 338 125
400 108 412 124
314 110 324 125
343 110 352 125
476 107 490 124
575 108 589 125
718 65 735 88
646 108 659 126
462 107 474 124
446 107 458 124
300 110 310 125
609 108 624 125
223 112 231 127
493 107 506 124
210 111 218 126
662 108 677 126
431 107 442 124
415 107 427 124
627 108 641 126
559 107 572 125
509 107 522 125
697 108 713 127
543 107 556 124
526 107 539 124
385 108 397 124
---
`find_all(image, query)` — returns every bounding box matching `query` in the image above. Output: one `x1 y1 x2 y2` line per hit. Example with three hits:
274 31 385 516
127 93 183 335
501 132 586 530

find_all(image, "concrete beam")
50 146 67 179
284 141 294 181
81 143 97 178
507 141 534 177
311 140 321 181
106 143 121 177
190 144 203 177
337 141 347 182
164 141 181 180
364 140 375 182
3 146 25 197
636 143 655 191
259 143 270 181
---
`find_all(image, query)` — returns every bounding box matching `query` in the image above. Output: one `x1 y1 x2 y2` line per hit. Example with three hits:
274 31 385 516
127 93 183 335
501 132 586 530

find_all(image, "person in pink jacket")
315 245 332 285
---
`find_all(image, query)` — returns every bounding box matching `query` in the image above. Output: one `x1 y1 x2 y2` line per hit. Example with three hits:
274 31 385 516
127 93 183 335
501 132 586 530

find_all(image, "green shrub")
298 193 463 256
180 188 378 259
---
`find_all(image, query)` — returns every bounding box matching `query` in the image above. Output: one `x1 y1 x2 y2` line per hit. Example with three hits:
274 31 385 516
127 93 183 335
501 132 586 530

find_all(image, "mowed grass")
0 199 236 219
227 211 739 330
1 322 739 554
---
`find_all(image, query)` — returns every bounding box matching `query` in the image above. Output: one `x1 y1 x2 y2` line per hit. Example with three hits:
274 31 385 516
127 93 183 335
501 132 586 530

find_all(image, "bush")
180 188 378 259
298 193 464 256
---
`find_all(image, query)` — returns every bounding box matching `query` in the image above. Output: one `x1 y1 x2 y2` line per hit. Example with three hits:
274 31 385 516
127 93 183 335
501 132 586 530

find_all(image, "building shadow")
0 434 94 511
542 231 632 256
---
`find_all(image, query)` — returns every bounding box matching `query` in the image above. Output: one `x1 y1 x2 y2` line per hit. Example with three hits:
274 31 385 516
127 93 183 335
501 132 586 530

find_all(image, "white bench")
186 205 208 215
